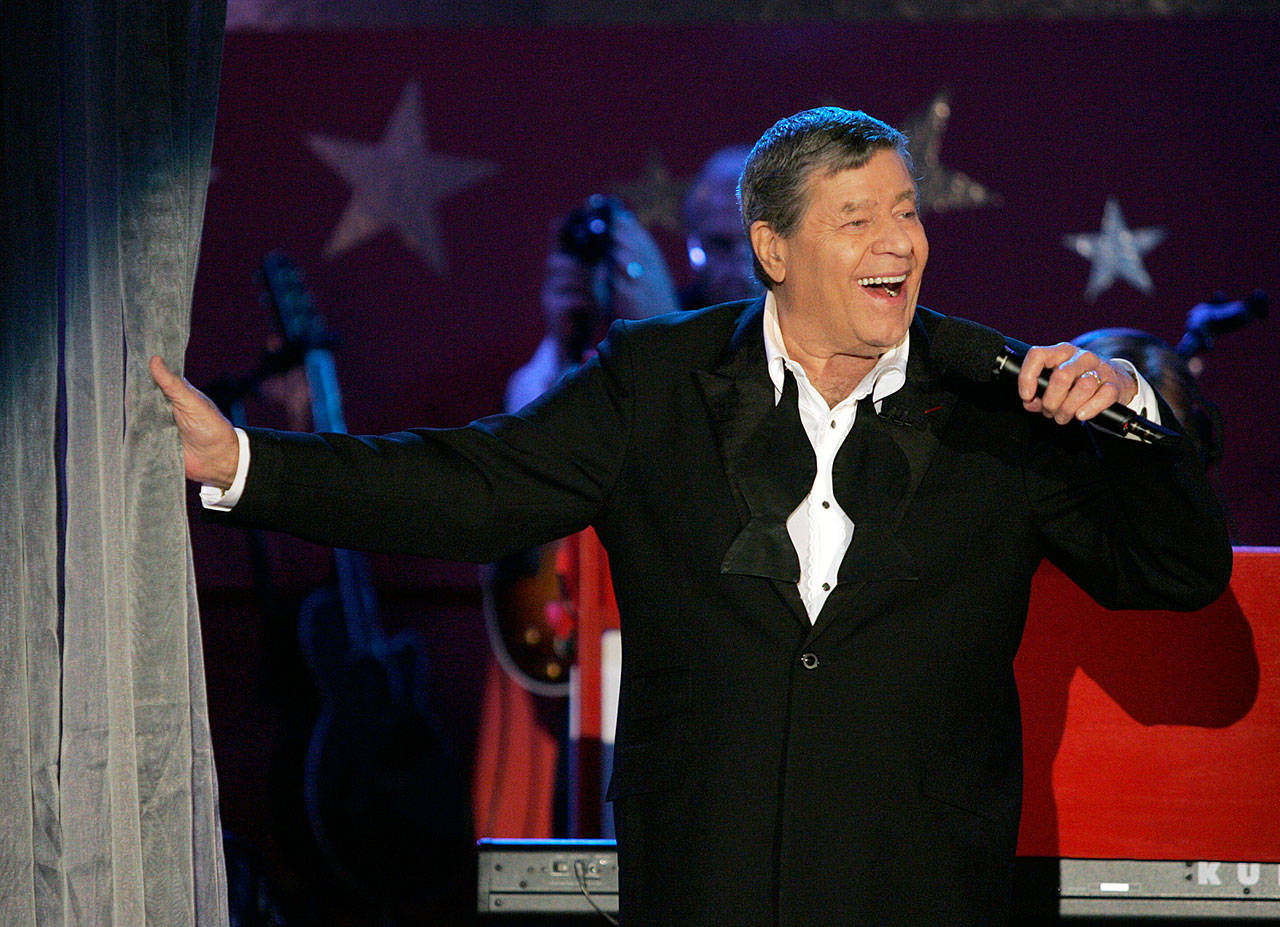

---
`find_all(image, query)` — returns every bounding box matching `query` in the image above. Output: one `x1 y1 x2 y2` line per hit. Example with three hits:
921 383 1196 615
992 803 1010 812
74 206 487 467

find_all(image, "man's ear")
750 221 786 285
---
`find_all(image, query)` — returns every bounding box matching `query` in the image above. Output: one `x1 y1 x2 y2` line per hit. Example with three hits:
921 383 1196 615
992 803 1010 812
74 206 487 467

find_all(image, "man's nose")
873 220 913 255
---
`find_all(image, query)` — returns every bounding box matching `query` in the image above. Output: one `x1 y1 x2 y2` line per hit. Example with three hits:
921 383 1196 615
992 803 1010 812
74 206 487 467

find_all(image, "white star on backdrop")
1062 197 1167 303
307 81 497 274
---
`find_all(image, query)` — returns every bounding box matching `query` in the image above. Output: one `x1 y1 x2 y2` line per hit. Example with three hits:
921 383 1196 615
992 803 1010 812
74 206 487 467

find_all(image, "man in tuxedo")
154 107 1230 926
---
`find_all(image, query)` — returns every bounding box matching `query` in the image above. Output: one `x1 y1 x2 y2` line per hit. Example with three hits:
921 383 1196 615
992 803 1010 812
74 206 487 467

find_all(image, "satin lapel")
873 386 955 533
693 302 774 529
694 301 814 629
875 307 960 533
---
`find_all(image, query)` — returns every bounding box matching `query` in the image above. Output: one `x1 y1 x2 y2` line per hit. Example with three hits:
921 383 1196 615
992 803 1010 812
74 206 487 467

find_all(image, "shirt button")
800 652 819 670
821 500 830 509
821 582 831 591
829 420 836 429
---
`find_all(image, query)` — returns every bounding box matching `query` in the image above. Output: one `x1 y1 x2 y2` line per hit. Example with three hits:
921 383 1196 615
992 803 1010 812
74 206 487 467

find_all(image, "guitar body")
298 588 471 908
481 542 575 697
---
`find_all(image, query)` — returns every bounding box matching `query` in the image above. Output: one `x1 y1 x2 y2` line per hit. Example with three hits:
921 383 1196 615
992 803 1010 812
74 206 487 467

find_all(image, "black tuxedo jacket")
220 298 1231 926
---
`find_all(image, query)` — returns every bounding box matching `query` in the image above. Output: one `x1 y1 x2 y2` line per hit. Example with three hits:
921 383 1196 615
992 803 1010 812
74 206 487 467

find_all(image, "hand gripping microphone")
931 316 1179 446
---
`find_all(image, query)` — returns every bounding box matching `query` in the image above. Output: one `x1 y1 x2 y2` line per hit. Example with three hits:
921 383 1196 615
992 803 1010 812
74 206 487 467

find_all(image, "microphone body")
990 346 1177 445
931 316 1179 446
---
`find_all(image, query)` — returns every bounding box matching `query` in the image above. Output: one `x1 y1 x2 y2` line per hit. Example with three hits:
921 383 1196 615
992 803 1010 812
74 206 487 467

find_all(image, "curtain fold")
1 0 228 924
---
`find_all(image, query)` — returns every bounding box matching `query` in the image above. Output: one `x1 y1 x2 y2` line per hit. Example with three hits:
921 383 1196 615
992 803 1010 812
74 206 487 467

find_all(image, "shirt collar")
762 290 910 407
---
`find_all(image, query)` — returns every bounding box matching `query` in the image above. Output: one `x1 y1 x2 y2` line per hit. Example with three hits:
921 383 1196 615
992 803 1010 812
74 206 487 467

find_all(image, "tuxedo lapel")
693 301 775 531
874 307 960 526
694 300 814 627
695 301 815 583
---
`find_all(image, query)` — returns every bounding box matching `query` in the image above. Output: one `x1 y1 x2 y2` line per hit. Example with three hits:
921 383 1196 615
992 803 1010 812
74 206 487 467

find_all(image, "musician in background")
1072 289 1266 478
678 145 761 311
475 196 678 838
505 196 679 410
508 145 758 414
480 153 762 835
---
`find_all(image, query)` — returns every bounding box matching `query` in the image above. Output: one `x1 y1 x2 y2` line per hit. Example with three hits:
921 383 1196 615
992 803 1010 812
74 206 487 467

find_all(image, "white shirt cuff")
1110 358 1162 426
199 427 250 511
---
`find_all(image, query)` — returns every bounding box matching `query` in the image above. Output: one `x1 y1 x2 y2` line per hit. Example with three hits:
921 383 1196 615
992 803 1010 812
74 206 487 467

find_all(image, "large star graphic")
900 90 1001 214
1062 197 1167 302
307 81 497 274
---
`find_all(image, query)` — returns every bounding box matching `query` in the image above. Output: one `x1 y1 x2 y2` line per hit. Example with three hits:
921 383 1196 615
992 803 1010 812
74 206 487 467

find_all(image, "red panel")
1016 549 1279 860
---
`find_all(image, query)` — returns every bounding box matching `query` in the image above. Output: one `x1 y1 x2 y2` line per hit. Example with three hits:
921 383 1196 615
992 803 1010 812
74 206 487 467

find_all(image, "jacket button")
800 652 819 670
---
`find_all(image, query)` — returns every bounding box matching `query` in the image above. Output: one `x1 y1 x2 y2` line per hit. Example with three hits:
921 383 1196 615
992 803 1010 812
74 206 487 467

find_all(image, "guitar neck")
307 345 380 651
333 547 379 653
304 347 349 436
259 250 383 653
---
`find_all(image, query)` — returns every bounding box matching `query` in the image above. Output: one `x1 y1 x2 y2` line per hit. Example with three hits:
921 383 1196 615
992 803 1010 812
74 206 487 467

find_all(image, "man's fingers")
1072 360 1136 422
1075 378 1119 421
151 354 211 415
150 354 190 402
150 353 241 486
1018 344 1074 406
150 354 174 389
1019 345 1133 425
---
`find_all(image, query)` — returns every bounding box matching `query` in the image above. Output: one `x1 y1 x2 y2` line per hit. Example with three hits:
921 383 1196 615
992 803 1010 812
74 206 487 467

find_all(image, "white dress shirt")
762 292 910 621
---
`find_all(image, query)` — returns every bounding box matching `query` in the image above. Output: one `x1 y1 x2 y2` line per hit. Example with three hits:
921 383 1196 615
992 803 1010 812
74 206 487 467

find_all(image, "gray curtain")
1 0 229 924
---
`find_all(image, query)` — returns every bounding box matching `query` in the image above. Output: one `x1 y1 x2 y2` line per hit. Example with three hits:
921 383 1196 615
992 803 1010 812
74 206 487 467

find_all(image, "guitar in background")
256 251 474 920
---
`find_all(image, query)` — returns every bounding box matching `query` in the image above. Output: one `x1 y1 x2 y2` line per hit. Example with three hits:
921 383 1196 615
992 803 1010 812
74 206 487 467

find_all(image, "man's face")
762 148 928 360
686 187 758 305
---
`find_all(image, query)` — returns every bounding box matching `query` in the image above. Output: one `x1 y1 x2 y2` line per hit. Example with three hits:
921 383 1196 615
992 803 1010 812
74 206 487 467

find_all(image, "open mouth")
857 273 908 298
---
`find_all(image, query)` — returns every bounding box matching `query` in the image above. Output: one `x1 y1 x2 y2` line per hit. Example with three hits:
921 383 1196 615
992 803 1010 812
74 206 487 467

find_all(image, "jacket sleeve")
1025 388 1232 612
207 320 638 563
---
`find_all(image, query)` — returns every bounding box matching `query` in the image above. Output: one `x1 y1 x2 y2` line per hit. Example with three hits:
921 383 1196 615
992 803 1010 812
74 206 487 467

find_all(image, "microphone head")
931 316 1009 382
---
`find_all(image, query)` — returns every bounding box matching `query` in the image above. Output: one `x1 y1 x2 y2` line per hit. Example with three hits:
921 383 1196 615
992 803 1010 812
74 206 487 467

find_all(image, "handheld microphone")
931 317 1179 446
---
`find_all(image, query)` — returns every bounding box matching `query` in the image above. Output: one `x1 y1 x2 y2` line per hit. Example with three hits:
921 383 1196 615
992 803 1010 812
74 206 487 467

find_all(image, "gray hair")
738 107 912 288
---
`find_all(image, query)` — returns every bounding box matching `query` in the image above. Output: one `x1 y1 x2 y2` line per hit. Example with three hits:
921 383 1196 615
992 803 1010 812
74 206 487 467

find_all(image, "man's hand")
606 209 679 322
1018 343 1138 426
150 355 240 488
